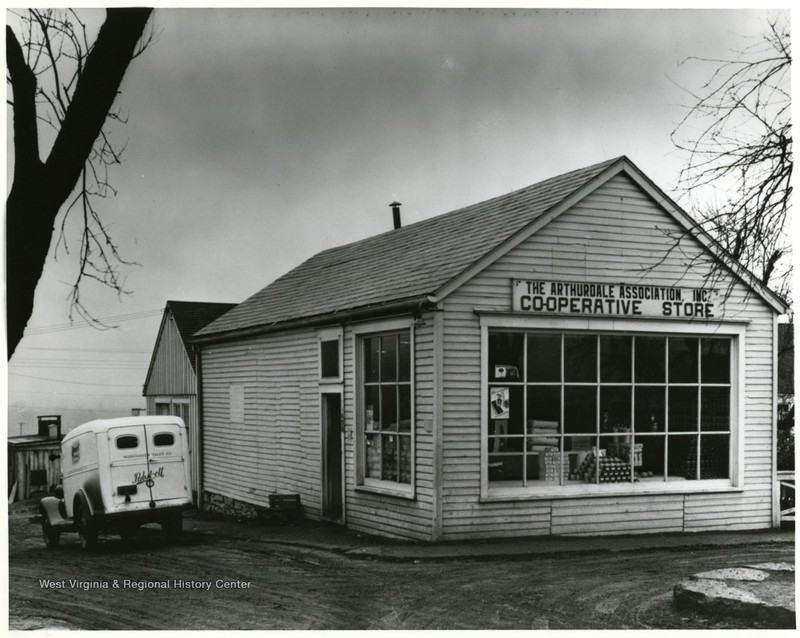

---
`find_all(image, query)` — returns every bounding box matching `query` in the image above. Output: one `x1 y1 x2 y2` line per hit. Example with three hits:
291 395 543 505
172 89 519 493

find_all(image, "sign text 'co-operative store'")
512 280 719 319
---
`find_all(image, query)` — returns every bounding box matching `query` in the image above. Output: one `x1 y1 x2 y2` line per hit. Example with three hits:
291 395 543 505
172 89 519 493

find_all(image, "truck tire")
162 513 182 543
41 515 61 548
75 501 98 550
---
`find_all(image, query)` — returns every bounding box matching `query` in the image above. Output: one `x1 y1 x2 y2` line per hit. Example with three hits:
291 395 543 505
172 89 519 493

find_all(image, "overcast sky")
5 5 790 433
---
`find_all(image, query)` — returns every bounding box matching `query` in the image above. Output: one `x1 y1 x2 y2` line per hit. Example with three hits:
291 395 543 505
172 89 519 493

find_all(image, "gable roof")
196 157 619 340
196 156 787 342
167 301 238 357
143 301 237 390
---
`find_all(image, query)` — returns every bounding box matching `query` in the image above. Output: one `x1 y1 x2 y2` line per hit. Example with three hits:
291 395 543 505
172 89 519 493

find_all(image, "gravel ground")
8 499 794 630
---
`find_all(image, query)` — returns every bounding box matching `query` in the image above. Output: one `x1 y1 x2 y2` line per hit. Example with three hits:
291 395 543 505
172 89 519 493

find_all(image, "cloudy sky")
5 5 789 433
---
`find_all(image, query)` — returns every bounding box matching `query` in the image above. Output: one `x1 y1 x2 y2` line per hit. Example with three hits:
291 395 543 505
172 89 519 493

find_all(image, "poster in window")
494 365 519 380
490 387 510 420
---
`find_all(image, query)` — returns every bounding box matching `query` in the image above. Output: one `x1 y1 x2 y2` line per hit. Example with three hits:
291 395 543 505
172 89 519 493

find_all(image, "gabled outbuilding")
193 156 787 540
143 300 236 498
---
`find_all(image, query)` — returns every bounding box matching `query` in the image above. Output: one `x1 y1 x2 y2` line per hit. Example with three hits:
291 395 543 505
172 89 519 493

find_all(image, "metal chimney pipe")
390 201 402 229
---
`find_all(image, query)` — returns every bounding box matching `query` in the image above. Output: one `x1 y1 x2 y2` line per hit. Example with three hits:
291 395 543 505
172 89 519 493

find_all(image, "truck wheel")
162 513 182 543
41 516 60 548
76 502 98 550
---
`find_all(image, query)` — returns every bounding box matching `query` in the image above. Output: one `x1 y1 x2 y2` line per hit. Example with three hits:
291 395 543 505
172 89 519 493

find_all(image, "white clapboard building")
191 156 788 540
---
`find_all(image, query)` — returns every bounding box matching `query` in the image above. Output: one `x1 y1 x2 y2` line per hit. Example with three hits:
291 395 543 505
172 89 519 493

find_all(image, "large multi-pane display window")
362 331 412 485
487 331 732 488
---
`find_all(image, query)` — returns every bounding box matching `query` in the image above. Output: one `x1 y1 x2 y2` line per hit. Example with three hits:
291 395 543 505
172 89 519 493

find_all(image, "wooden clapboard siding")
339 319 436 541
438 172 776 539
145 313 196 396
551 495 684 535
443 501 552 539
201 329 322 515
204 316 436 540
684 491 772 531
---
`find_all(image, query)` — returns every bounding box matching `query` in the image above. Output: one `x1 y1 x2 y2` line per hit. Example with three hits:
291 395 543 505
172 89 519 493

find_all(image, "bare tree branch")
6 8 154 359
670 16 792 303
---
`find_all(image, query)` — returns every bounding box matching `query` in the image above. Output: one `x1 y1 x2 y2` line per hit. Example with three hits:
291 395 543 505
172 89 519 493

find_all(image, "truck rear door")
144 423 188 502
108 425 151 507
109 422 188 508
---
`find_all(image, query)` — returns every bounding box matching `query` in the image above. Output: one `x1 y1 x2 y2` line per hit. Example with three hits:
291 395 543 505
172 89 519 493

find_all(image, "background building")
143 301 237 499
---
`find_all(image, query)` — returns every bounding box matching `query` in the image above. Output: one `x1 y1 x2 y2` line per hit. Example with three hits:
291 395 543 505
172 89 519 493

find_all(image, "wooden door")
321 393 343 520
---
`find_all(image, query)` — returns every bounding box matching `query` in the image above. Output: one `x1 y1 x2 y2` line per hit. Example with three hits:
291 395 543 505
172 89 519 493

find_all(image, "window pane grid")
489 331 731 487
363 332 412 485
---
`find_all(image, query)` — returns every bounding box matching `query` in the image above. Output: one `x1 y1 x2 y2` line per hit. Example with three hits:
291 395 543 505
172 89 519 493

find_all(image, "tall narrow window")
319 328 343 383
363 331 412 486
321 339 340 379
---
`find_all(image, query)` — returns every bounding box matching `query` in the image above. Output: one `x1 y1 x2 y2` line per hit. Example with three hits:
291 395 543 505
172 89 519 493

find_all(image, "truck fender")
39 496 70 527
73 490 98 521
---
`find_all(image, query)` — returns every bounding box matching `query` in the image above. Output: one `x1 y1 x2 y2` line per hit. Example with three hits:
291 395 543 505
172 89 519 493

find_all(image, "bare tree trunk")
6 8 153 359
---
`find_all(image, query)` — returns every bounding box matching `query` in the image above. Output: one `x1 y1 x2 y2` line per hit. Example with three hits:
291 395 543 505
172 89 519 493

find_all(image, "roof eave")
619 159 790 315
191 295 437 346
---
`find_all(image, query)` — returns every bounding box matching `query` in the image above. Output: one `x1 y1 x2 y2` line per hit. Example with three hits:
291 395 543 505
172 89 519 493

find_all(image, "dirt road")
8 501 793 630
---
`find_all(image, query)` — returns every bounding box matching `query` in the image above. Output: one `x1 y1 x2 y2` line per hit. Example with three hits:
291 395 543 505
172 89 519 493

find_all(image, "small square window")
153 433 175 447
116 435 139 450
527 334 560 382
565 335 596 382
321 339 340 379
701 339 730 383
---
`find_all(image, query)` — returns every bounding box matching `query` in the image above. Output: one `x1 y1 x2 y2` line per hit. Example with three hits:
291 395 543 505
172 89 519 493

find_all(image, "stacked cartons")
538 447 569 483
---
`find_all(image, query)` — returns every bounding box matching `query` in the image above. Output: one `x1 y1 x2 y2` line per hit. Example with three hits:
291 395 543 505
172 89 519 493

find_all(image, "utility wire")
12 359 148 367
8 405 143 412
24 308 164 335
9 389 142 398
16 345 151 353
9 371 142 388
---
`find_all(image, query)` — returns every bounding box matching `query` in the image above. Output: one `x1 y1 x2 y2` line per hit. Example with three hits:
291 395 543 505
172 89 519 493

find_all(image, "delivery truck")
38 416 193 549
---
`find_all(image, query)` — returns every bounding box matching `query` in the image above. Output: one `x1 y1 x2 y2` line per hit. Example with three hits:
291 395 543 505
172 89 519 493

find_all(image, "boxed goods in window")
537 446 569 483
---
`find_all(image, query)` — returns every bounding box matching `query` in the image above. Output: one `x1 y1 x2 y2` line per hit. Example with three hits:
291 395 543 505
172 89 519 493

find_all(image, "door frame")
320 388 345 523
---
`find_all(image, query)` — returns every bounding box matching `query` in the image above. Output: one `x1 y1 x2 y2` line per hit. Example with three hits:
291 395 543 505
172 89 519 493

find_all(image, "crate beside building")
192 156 788 540
143 301 236 499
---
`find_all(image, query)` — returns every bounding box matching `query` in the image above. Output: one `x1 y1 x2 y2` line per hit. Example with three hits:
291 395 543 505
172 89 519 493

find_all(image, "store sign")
512 280 719 319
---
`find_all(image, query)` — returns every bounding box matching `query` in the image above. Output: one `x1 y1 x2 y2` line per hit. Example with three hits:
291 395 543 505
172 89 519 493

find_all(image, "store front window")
360 329 413 489
487 331 732 489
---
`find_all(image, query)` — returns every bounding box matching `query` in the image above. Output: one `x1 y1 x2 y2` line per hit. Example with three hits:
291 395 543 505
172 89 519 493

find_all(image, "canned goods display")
576 451 632 483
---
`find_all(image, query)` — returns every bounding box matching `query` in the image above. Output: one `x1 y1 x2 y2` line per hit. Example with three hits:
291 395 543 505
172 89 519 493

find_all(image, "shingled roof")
196 155 787 342
167 301 238 360
197 157 624 339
